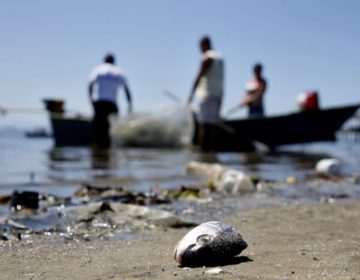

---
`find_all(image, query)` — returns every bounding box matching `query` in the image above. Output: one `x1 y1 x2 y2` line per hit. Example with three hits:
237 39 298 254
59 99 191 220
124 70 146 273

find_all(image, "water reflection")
90 147 119 179
47 146 119 181
44 142 360 190
91 147 117 170
196 151 219 163
48 147 89 163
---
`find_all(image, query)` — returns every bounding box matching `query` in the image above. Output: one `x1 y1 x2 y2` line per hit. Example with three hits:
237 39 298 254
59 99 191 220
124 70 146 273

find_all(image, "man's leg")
93 102 117 149
199 123 216 152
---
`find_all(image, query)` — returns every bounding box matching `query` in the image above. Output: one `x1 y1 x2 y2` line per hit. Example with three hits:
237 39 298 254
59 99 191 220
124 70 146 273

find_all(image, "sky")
0 0 359 128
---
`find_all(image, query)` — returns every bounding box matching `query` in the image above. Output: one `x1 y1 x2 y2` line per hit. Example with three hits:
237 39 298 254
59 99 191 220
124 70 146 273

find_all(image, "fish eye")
196 234 212 246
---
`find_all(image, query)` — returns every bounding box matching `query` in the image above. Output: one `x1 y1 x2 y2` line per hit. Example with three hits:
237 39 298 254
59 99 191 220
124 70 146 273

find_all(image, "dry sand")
0 201 359 280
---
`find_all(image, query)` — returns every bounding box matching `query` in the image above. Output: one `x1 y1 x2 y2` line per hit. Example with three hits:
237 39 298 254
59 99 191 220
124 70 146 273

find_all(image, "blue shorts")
249 104 264 117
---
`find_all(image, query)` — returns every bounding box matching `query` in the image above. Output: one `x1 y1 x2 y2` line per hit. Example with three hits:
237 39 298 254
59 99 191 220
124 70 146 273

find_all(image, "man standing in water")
88 53 133 149
188 36 224 151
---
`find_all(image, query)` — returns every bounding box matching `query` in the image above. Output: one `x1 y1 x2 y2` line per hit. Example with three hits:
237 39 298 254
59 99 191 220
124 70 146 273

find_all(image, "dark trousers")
249 104 264 117
198 123 217 152
92 101 118 149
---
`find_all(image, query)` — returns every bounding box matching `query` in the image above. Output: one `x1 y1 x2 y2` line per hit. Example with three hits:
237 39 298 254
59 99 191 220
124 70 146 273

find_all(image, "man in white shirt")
88 53 133 148
188 36 224 151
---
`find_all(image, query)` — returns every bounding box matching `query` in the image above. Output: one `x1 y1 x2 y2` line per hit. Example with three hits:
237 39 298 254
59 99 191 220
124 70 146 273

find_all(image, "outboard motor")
297 91 320 111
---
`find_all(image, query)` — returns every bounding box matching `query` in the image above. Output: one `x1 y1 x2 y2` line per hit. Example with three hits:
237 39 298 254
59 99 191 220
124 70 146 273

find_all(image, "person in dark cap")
88 53 133 148
188 36 224 151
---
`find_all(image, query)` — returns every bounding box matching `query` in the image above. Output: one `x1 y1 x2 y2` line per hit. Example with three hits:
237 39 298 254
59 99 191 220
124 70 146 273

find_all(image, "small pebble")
182 208 195 215
286 176 297 185
205 268 223 275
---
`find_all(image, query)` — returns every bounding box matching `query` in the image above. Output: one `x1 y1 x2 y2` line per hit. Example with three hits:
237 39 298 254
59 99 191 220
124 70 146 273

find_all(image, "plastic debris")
315 159 341 176
186 161 254 193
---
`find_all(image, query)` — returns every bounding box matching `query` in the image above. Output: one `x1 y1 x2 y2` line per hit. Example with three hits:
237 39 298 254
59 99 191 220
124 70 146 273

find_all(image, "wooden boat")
43 99 93 146
25 128 52 138
49 114 93 146
44 99 360 151
194 103 360 151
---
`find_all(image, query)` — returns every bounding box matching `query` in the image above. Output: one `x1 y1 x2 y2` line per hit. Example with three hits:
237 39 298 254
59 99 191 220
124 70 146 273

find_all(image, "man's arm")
240 80 266 106
88 68 98 103
124 84 133 115
188 57 212 104
88 81 95 108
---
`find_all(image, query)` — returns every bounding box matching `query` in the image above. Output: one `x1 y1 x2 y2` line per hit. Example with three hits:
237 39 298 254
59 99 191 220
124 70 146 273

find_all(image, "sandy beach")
1 201 359 280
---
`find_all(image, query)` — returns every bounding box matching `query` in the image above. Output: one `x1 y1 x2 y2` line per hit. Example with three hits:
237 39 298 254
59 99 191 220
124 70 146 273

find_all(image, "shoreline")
1 201 359 279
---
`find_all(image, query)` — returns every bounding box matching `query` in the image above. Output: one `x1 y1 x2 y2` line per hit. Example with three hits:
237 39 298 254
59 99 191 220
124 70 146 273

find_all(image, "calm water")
1 128 360 216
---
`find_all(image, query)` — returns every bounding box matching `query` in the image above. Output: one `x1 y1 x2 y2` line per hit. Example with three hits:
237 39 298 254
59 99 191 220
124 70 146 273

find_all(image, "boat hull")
50 114 93 146
192 104 360 151
48 104 360 151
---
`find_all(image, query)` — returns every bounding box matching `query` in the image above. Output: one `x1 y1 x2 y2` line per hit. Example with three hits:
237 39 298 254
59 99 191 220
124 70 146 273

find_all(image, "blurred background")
1 0 359 128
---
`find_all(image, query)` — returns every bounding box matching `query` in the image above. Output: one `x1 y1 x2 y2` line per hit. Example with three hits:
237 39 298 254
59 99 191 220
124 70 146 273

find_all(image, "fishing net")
110 105 194 148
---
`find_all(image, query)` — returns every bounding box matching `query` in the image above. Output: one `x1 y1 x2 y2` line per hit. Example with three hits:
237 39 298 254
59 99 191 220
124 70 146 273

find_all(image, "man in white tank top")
88 53 133 148
188 36 224 151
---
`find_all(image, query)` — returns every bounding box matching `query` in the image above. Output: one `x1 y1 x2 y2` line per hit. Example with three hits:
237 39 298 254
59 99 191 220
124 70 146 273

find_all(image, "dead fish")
173 221 247 266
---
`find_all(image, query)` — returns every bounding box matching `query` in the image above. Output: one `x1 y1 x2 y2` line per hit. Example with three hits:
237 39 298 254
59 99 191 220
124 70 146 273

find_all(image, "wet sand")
1 201 359 280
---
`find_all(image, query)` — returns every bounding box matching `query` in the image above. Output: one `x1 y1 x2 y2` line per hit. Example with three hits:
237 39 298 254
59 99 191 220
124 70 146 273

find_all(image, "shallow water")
0 128 360 228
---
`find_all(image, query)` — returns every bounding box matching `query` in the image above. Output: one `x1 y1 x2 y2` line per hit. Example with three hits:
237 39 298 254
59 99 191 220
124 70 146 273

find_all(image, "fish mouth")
173 248 179 262
174 243 195 263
